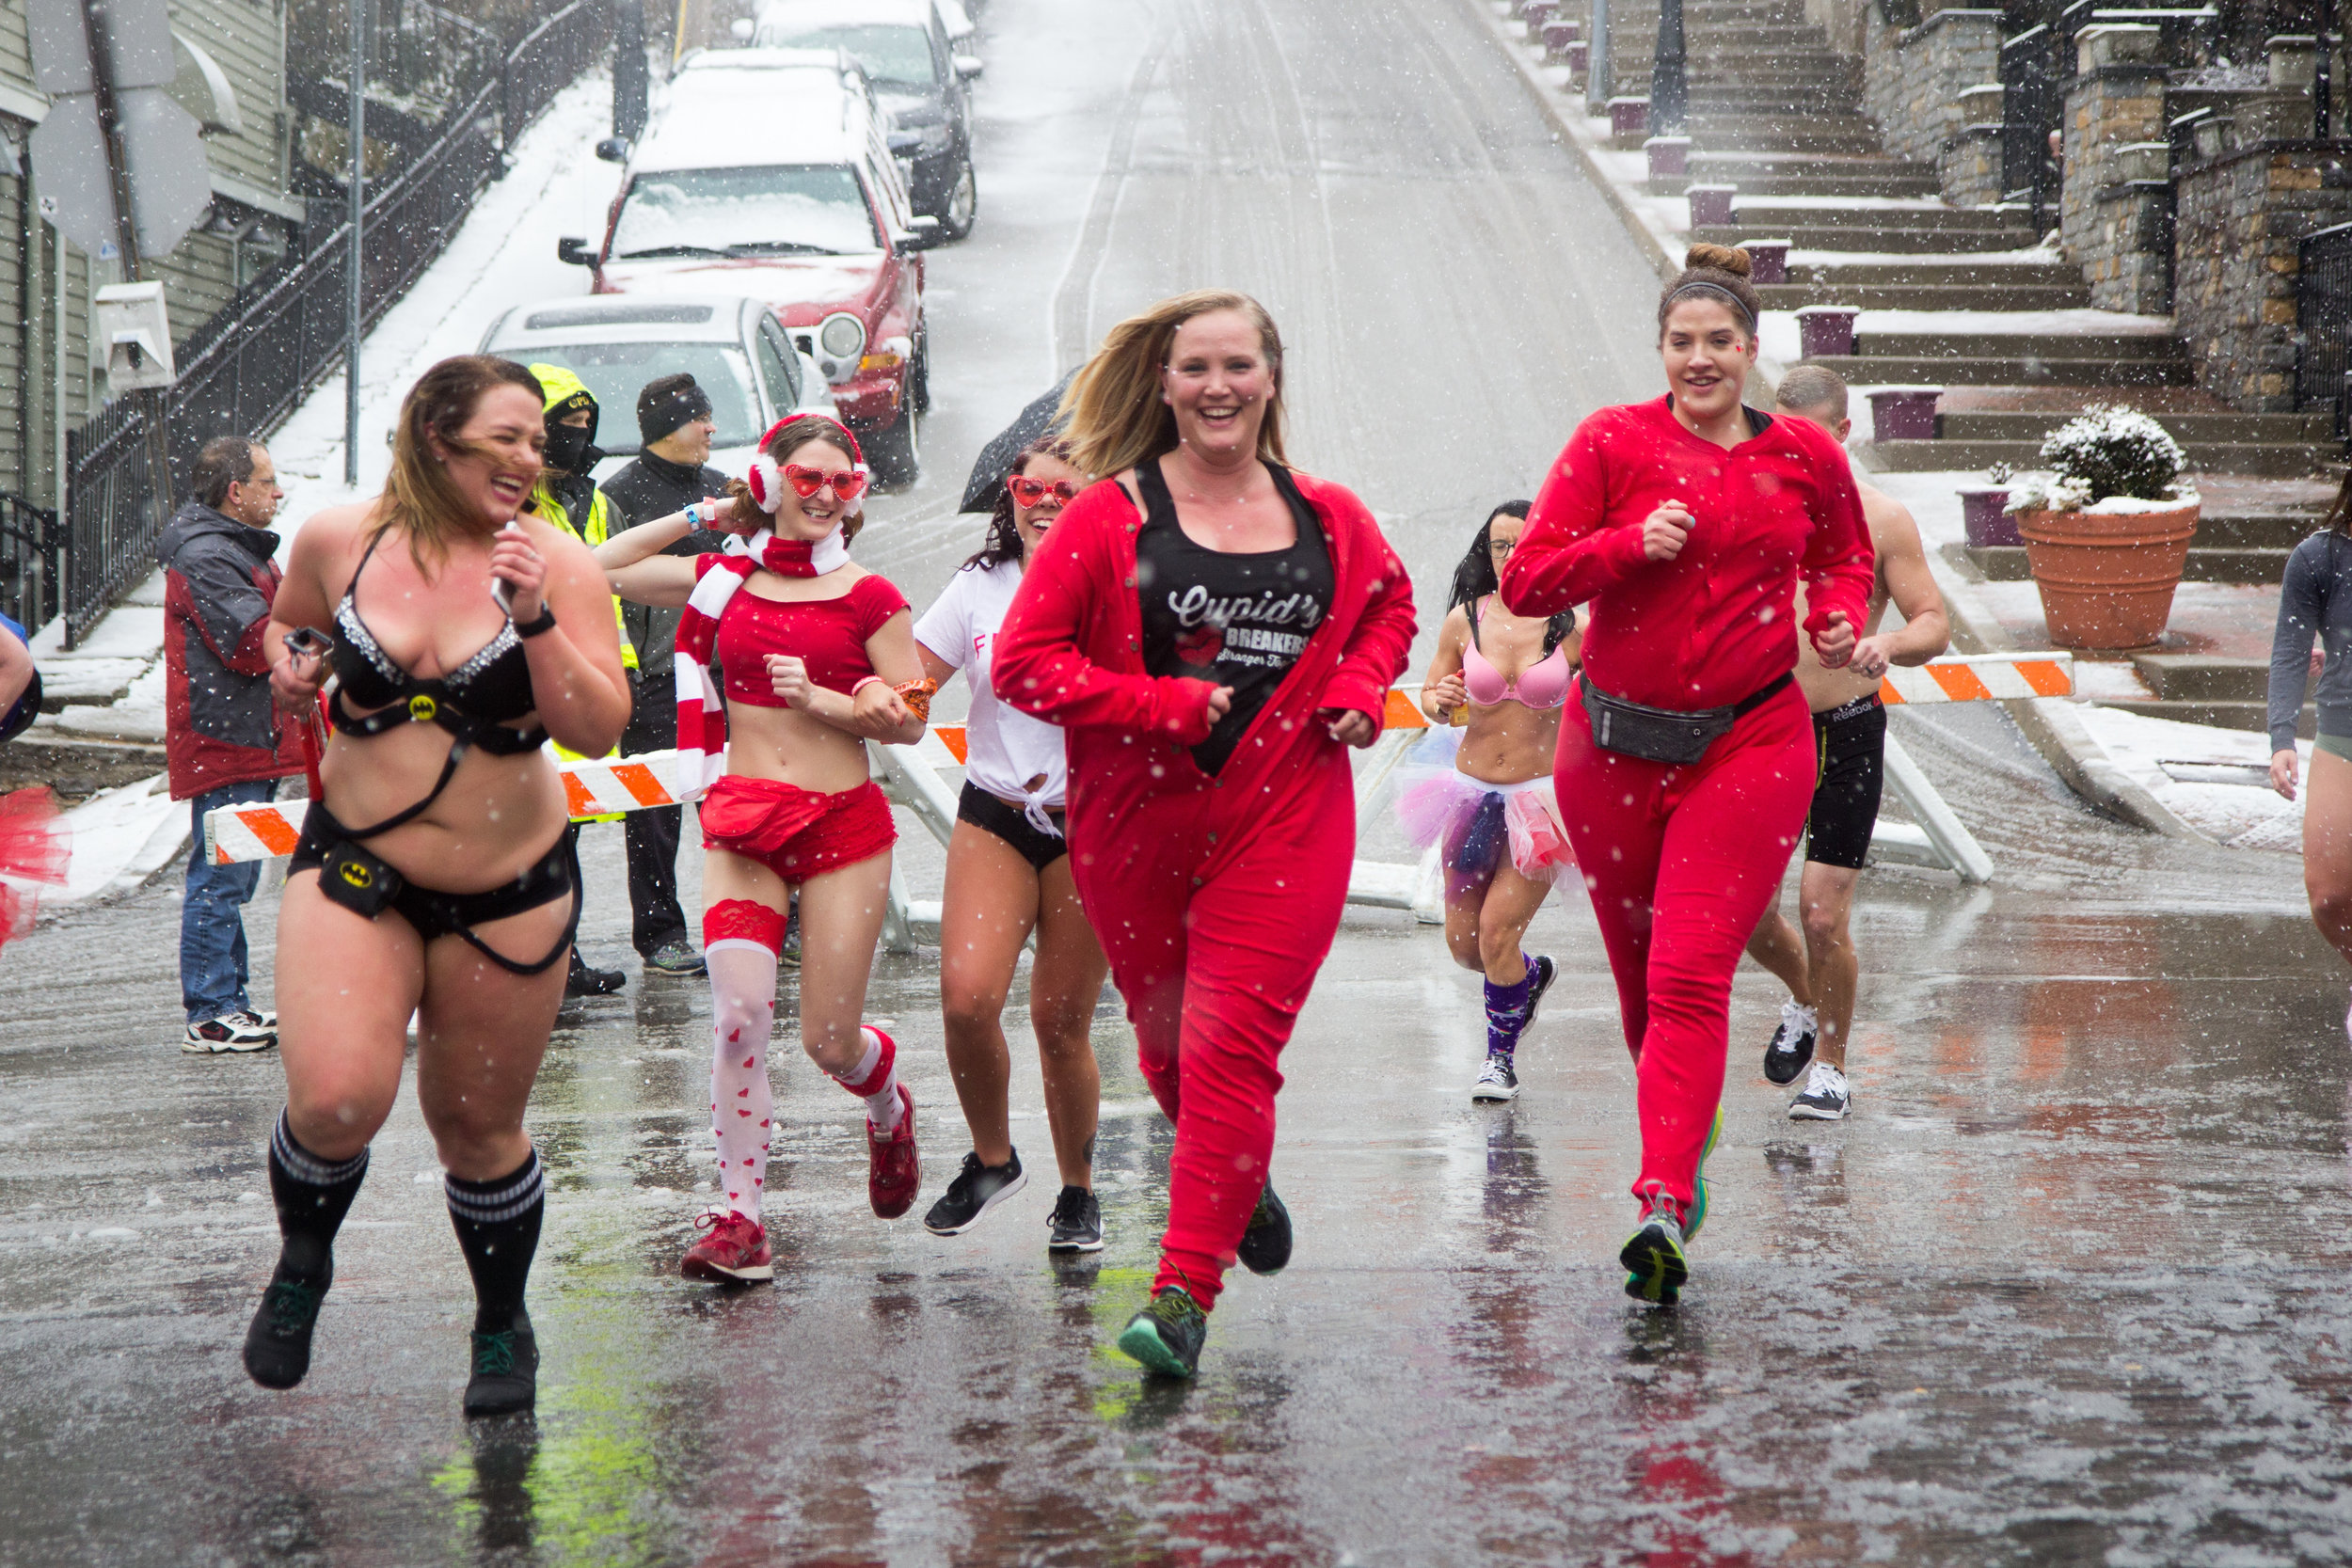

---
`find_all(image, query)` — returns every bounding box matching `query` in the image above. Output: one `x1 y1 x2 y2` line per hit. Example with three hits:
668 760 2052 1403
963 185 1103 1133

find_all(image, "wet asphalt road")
8 0 2352 1563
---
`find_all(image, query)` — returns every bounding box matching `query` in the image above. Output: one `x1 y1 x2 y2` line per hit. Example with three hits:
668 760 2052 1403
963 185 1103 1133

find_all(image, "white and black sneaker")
1763 1000 1818 1085
922 1148 1026 1235
1470 1053 1519 1101
183 1011 277 1053
1046 1185 1104 1252
1788 1060 1851 1121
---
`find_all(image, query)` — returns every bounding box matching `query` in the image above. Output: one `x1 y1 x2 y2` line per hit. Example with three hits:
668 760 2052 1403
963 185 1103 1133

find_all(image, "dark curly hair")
1450 500 1575 655
965 436 1082 569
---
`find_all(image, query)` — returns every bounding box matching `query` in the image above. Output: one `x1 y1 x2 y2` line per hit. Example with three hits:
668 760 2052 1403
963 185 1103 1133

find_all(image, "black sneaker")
464 1311 539 1418
1046 1185 1103 1252
1470 1053 1519 1101
1789 1060 1851 1121
922 1148 1026 1235
1763 1000 1818 1085
243 1269 327 1389
1116 1287 1207 1378
1620 1185 1689 1307
642 938 707 976
1523 954 1558 1022
1235 1182 1292 1275
564 950 626 997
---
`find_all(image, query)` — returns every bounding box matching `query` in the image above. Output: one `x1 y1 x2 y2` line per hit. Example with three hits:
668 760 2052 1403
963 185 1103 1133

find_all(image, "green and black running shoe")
1117 1287 1208 1378
463 1310 539 1418
243 1270 328 1390
1620 1185 1689 1306
1235 1183 1292 1276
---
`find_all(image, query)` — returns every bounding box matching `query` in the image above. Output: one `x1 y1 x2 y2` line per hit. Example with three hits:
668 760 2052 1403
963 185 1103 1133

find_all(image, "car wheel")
936 159 977 242
910 331 931 415
865 408 920 488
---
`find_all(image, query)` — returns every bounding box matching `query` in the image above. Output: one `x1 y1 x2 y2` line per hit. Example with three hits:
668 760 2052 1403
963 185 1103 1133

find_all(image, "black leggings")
291 803 581 974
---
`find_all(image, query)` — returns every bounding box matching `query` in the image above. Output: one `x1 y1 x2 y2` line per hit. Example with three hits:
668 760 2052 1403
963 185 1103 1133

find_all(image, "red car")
559 48 935 482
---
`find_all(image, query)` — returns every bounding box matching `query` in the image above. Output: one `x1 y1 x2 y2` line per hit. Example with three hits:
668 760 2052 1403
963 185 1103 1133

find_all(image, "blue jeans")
182 779 278 1022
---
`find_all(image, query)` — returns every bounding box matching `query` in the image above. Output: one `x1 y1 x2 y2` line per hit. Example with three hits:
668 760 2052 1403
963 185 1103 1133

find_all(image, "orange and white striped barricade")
1866 655 2073 884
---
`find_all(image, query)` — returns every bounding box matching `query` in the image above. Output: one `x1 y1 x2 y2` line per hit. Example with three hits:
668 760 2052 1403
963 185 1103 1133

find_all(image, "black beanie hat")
639 373 715 445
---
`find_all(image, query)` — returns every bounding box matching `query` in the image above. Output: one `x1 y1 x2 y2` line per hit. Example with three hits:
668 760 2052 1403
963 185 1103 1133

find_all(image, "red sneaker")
866 1083 920 1219
681 1210 773 1282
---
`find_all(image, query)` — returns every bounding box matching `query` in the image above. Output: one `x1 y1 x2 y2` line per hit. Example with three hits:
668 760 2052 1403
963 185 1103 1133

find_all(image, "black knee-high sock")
445 1149 545 1333
268 1110 370 1285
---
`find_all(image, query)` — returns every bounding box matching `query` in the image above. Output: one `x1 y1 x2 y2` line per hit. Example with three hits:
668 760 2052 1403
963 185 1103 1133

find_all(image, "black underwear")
290 803 580 975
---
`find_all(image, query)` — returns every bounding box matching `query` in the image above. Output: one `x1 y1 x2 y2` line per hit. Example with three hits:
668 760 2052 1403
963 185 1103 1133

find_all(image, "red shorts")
699 775 896 881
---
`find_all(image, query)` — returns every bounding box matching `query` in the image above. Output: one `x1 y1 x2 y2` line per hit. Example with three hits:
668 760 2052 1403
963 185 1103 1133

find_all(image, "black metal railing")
0 494 60 635
2297 221 2352 444
58 0 610 643
1999 24 2065 231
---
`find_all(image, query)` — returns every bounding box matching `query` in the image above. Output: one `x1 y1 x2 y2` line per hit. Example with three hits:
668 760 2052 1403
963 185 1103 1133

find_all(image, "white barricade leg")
882 857 920 954
1411 840 1445 925
1880 731 1994 884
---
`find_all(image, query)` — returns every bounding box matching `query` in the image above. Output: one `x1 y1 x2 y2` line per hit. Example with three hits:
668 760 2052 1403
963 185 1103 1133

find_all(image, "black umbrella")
959 371 1076 513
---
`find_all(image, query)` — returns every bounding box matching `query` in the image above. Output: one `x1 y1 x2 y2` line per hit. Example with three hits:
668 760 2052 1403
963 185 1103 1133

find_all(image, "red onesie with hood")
1501 395 1875 1214
994 467 1416 1309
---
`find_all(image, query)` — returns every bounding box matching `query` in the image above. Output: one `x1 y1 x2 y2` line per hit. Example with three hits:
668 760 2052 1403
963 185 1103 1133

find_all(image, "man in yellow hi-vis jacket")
529 364 635 998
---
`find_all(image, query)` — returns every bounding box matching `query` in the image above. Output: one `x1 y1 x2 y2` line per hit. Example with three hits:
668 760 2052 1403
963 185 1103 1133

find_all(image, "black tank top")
1135 458 1333 776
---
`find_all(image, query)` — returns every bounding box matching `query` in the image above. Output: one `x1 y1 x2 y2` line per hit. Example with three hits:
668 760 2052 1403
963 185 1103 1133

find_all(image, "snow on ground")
49 775 188 905
2076 705 2304 853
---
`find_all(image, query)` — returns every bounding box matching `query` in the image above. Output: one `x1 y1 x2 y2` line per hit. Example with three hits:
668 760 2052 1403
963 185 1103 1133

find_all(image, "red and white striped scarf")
672 526 850 800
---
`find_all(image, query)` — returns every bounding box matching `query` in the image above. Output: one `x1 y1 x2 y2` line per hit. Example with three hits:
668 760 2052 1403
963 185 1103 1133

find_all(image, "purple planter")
1565 39 1589 74
1868 388 1942 443
1795 304 1859 358
1686 183 1736 227
1645 136 1690 180
1960 486 2021 548
1541 18 1581 56
1523 0 1558 27
1609 96 1650 141
1744 238 1789 284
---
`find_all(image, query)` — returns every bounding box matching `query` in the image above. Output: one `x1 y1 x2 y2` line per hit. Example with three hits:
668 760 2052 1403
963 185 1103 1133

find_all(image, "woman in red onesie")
1499 245 1874 1307
596 414 930 1283
993 290 1417 1377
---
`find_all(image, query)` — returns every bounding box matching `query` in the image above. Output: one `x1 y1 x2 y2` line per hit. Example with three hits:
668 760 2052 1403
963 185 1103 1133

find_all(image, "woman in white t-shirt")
913 438 1111 1252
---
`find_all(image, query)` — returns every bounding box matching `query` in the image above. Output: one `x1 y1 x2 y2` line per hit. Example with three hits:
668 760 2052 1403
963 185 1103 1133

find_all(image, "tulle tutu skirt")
1392 728 1573 885
0 787 71 943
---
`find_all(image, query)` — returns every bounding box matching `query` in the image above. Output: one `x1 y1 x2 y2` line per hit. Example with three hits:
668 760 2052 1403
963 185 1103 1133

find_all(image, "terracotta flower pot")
2016 501 2200 650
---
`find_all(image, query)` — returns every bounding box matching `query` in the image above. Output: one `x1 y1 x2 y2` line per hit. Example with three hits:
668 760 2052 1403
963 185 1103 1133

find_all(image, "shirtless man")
1745 365 1950 1120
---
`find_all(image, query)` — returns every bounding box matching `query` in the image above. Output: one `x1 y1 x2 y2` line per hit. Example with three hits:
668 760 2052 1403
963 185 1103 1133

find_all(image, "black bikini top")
329 530 546 757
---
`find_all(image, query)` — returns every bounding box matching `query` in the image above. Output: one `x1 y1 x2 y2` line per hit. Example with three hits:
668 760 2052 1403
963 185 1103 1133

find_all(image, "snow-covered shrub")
2034 404 2186 503
2002 472 2092 514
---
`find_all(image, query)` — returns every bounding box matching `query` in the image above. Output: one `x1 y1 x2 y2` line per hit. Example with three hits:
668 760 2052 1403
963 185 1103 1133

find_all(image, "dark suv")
754 0 979 241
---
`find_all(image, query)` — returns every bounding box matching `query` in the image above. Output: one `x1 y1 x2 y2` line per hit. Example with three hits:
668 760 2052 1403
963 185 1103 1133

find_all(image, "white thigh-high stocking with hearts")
705 899 786 1220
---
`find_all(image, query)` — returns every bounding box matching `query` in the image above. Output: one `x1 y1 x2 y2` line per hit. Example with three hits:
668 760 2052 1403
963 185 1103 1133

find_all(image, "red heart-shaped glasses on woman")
1008 476 1082 508
783 464 868 501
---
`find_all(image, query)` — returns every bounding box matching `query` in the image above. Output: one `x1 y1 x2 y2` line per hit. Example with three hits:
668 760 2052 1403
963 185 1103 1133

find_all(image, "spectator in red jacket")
1500 245 1875 1307
160 436 302 1054
994 290 1417 1378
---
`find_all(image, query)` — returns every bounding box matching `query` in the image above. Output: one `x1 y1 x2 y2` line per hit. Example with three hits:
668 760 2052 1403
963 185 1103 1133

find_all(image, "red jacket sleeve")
1498 417 1650 617
1319 517 1417 721
1794 431 1876 639
994 493 1217 742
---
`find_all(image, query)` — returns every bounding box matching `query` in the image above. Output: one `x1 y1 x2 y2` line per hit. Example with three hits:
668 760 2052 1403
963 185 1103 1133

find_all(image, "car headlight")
818 313 866 359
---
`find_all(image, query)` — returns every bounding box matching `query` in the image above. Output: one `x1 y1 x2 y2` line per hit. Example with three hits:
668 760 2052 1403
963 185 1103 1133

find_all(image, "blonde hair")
379 356 546 564
1059 290 1288 478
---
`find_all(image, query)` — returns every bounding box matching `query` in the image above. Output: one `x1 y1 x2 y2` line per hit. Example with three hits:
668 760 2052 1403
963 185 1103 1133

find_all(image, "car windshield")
509 343 761 455
759 23 935 85
610 166 878 259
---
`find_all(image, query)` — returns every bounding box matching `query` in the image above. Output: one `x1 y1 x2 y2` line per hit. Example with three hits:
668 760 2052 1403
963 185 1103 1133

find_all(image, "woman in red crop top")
597 414 930 1284
1498 245 1874 1308
1404 500 1582 1106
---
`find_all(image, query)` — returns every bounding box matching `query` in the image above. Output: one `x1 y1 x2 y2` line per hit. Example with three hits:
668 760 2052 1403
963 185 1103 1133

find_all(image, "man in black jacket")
598 373 730 975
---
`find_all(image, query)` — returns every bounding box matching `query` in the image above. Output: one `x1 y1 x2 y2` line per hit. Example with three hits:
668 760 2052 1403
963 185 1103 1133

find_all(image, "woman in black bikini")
244 356 630 1416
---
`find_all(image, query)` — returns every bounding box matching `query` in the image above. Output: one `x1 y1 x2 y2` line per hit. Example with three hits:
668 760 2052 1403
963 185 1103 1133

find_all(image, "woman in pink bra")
1399 501 1581 1102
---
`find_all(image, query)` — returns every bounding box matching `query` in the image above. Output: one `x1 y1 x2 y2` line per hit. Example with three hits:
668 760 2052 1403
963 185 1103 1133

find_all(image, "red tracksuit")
994 468 1416 1308
1500 396 1874 1212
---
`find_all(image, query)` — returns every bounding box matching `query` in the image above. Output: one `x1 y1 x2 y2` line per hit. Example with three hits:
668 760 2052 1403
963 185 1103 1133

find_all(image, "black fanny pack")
315 835 405 917
1581 673 1793 765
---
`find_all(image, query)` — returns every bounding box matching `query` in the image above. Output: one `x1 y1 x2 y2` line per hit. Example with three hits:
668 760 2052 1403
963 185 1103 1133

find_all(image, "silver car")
477 293 834 483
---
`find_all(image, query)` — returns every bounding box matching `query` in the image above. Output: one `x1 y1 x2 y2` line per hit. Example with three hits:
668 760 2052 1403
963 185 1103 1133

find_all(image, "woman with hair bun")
248 355 632 1416
1499 245 1875 1306
595 413 930 1286
912 436 1113 1252
993 290 1417 1378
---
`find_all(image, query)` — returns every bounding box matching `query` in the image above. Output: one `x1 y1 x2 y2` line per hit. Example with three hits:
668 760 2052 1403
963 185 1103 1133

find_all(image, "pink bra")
1462 596 1571 709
